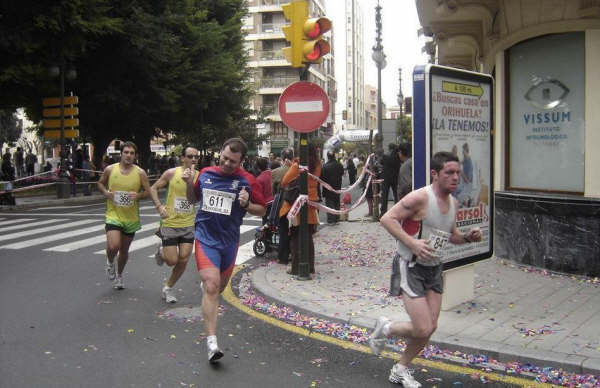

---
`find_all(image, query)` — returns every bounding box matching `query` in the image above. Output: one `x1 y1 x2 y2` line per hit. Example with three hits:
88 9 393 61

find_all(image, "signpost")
278 81 329 280
413 64 494 308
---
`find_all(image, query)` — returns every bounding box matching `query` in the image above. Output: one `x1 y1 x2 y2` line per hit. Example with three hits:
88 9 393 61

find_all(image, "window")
507 33 585 193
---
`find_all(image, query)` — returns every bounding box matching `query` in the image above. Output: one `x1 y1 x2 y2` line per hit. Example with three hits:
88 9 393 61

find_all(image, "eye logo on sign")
524 78 570 110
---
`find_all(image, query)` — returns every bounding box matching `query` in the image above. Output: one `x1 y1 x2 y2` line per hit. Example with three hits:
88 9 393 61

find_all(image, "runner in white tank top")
368 152 482 387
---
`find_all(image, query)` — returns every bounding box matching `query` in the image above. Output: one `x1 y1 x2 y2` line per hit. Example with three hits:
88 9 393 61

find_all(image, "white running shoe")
113 276 124 290
154 244 164 266
162 285 177 303
207 342 223 363
389 364 421 387
368 316 390 355
105 261 116 281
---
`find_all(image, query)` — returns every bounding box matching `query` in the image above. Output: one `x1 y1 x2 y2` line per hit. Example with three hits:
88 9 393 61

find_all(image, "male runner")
97 141 152 289
149 145 200 303
183 138 266 363
369 151 482 387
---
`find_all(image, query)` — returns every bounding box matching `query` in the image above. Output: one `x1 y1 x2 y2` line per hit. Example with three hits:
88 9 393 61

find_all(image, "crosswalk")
0 216 264 263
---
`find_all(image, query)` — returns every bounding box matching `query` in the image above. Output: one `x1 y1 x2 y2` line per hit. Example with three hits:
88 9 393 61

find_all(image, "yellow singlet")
162 166 199 228
105 163 142 234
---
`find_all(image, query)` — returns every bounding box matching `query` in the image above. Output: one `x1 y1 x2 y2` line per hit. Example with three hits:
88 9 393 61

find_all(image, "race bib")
201 189 236 215
173 196 193 214
428 229 450 257
113 191 133 207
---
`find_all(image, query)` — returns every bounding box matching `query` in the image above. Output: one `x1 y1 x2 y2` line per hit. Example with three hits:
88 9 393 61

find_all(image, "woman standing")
279 143 321 276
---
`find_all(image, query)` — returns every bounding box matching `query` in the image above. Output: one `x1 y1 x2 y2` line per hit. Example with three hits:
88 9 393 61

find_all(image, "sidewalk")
248 200 600 378
0 192 105 211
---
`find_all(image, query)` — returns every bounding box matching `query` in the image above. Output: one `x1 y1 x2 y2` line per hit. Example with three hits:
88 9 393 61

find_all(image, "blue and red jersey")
193 166 266 248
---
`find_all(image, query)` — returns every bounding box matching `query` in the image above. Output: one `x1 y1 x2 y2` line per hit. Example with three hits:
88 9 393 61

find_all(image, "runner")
97 141 152 289
149 145 200 303
369 151 481 387
183 138 266 363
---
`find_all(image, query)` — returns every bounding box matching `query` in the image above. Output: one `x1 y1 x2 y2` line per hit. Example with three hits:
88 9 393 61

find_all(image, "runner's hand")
181 167 192 183
128 191 137 201
105 191 114 201
411 238 437 261
158 205 169 219
238 186 249 208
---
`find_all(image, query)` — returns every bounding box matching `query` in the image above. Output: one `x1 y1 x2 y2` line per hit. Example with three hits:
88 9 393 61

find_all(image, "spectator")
271 148 294 265
320 152 344 224
43 161 53 173
346 157 357 185
2 152 16 181
279 143 321 276
380 143 401 215
14 147 24 178
254 157 273 225
25 150 37 176
168 152 177 169
397 143 412 200
81 154 92 195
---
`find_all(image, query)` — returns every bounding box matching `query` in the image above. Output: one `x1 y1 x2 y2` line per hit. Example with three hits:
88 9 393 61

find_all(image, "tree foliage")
396 115 412 144
0 110 21 152
0 0 257 169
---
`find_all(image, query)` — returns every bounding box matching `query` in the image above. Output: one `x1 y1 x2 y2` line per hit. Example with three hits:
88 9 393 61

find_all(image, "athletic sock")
382 322 392 337
207 335 218 347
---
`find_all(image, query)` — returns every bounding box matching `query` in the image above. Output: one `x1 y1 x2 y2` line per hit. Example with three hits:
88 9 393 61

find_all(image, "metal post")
297 65 311 280
56 60 70 198
371 1 386 221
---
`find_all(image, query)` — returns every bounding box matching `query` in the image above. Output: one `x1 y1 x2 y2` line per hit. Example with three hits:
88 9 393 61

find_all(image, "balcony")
248 49 289 68
245 23 285 40
256 77 297 93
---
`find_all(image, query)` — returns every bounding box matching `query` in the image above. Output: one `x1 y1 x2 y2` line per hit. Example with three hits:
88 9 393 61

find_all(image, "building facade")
416 0 600 276
244 0 336 156
344 0 366 130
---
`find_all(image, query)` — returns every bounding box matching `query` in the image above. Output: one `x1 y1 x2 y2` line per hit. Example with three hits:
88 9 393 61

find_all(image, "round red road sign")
278 81 330 133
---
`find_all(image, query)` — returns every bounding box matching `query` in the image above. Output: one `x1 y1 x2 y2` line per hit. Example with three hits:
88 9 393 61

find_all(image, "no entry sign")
278 81 330 133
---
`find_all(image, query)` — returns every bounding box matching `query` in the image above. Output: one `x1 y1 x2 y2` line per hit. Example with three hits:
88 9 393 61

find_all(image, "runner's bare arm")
150 169 174 218
182 168 198 204
239 187 266 217
96 165 113 200
136 169 152 200
380 189 436 260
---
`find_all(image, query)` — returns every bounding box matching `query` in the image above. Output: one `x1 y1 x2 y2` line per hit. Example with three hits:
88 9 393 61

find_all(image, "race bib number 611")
201 189 236 215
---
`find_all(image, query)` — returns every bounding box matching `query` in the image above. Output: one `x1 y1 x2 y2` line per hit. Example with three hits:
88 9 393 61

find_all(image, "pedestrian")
149 145 200 303
254 157 273 225
1 152 15 181
183 137 266 363
397 143 412 200
369 151 481 387
81 154 92 196
279 143 321 276
346 156 357 185
380 143 401 215
96 141 152 290
271 147 294 265
14 147 24 178
320 151 344 224
25 150 36 176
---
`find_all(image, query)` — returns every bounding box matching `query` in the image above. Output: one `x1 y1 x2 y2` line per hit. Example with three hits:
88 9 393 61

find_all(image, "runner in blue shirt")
183 138 266 363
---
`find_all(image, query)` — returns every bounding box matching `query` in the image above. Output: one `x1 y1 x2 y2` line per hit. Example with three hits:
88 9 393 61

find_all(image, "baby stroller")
253 191 283 257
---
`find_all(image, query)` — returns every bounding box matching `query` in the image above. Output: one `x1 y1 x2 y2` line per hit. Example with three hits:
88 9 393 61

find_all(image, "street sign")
43 129 79 139
42 118 79 128
278 81 329 133
43 107 79 117
43 96 79 107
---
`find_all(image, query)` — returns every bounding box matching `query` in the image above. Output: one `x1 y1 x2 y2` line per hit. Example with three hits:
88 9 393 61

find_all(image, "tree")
396 115 412 144
0 110 22 152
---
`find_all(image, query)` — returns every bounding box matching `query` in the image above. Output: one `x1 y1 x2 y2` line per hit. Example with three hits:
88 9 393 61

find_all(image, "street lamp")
371 1 386 221
48 61 76 198
397 67 404 142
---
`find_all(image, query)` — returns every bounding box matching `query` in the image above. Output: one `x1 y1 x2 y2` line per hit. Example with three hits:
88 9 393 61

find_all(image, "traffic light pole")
297 65 311 280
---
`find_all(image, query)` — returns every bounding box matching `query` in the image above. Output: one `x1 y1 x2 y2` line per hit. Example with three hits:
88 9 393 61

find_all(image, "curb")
0 194 105 211
249 263 600 377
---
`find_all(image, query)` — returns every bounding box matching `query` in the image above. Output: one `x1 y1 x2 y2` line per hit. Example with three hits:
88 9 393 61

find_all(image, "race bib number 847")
201 189 236 215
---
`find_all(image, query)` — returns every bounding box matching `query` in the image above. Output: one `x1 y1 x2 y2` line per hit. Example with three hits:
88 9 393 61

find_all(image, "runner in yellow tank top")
97 141 151 290
149 145 200 303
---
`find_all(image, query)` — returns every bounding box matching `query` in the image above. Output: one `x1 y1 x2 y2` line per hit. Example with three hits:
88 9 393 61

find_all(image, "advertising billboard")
413 64 494 269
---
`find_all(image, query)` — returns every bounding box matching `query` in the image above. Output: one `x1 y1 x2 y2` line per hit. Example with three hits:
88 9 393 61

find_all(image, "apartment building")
244 0 337 157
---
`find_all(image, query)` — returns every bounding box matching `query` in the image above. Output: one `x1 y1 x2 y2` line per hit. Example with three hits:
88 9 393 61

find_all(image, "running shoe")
154 244 164 266
105 260 116 281
368 316 390 355
389 364 421 387
162 285 177 303
207 342 223 363
113 276 124 290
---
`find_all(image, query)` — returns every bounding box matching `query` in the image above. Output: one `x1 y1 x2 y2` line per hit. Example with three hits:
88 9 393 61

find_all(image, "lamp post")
397 67 404 142
48 60 76 198
371 1 386 221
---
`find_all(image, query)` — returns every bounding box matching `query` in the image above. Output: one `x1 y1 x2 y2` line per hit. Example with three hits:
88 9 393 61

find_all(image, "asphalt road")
0 195 525 387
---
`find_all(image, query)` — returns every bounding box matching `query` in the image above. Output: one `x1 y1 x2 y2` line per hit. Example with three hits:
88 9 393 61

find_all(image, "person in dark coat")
380 143 401 215
346 157 357 185
320 152 345 224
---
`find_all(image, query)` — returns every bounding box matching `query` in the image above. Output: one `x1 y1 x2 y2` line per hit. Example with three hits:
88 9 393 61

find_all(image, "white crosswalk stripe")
47 221 161 252
0 223 105 249
0 218 66 233
0 218 34 227
0 219 96 243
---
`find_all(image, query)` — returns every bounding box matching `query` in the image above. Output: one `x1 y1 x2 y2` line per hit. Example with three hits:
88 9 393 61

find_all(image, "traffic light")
282 1 331 67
